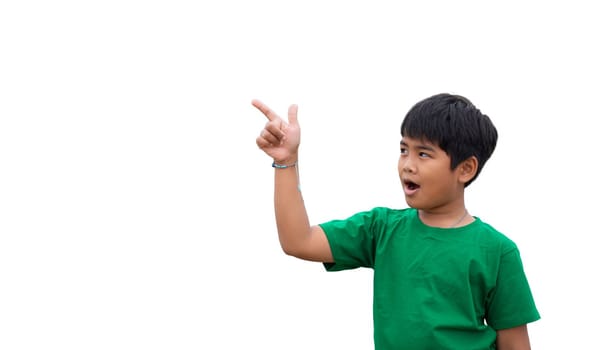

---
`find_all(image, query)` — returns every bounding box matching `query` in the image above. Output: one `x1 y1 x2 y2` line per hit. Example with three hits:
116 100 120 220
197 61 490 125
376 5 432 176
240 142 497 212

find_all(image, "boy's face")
398 136 464 210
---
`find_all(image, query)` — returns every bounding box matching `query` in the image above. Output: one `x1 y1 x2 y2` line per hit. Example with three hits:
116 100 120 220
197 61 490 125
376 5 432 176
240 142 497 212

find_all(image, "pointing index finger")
251 99 279 121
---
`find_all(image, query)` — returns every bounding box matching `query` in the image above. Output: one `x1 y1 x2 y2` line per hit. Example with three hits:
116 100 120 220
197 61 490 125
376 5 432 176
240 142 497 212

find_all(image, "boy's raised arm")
252 99 333 263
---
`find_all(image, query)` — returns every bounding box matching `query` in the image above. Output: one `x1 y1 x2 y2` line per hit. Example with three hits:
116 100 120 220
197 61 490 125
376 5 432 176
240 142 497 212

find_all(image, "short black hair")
400 93 498 187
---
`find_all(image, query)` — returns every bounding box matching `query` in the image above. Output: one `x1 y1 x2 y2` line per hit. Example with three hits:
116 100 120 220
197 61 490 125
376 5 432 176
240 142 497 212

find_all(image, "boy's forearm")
273 164 311 256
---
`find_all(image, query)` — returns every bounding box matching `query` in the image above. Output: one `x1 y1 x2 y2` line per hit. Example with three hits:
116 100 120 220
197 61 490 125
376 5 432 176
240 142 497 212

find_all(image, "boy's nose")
401 158 416 173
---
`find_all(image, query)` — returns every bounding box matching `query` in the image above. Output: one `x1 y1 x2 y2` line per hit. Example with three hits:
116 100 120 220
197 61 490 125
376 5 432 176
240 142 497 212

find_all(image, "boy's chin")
403 197 418 209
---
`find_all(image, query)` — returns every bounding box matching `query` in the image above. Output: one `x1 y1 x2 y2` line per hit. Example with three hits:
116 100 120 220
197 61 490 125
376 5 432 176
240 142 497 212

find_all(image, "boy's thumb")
287 104 299 125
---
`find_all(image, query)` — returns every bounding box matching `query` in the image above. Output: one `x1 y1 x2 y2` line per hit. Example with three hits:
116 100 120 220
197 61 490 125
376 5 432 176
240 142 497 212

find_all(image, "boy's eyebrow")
400 140 436 152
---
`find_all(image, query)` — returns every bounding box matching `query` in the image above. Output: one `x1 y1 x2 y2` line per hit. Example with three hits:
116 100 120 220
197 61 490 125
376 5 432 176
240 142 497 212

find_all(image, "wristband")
272 161 297 169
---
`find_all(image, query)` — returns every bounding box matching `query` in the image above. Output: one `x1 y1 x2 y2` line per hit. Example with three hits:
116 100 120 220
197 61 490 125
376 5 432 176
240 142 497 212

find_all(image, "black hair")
400 93 498 187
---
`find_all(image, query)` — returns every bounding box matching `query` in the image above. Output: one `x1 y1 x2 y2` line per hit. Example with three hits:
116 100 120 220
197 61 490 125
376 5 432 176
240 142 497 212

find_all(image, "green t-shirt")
320 207 540 350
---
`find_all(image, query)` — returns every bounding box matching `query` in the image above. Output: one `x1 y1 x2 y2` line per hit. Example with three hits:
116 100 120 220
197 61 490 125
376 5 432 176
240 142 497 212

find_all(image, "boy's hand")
252 99 300 164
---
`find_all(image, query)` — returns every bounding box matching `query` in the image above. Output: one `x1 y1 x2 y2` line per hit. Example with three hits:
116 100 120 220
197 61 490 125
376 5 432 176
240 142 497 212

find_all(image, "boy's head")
400 93 498 187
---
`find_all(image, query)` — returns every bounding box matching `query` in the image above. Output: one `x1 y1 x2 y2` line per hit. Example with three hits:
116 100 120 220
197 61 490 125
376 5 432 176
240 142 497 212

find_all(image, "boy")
252 93 540 349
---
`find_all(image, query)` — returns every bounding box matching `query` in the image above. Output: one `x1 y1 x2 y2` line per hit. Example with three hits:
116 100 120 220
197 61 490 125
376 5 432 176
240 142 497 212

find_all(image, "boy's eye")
419 152 429 158
400 148 408 154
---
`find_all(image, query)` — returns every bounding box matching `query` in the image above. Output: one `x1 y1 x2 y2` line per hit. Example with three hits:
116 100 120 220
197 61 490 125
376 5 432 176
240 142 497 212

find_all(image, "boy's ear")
458 156 478 184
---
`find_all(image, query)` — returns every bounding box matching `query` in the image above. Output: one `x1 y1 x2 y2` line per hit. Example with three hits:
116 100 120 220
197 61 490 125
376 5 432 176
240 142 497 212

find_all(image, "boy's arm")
273 166 333 262
496 324 532 350
253 99 334 263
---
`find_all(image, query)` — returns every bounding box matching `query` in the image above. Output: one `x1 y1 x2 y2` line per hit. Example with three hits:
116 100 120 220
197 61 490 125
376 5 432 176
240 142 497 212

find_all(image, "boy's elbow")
280 240 315 260
281 244 303 258
278 227 323 261
278 230 311 258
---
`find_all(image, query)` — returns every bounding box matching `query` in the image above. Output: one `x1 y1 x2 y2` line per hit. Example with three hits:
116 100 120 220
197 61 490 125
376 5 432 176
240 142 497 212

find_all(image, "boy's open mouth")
404 180 420 190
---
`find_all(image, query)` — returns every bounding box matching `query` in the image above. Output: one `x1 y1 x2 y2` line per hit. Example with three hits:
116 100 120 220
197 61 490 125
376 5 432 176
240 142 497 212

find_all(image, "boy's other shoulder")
473 217 519 253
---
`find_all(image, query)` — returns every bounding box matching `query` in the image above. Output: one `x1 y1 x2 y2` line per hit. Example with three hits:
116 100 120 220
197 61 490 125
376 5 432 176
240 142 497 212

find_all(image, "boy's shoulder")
465 214 519 252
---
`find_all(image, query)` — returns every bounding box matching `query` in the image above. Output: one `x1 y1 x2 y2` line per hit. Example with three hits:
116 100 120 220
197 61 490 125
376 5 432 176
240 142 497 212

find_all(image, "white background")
1 1 602 349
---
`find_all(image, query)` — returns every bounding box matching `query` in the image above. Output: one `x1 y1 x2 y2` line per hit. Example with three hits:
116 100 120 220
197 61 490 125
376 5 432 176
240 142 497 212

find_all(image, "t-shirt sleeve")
319 208 384 271
486 246 541 329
